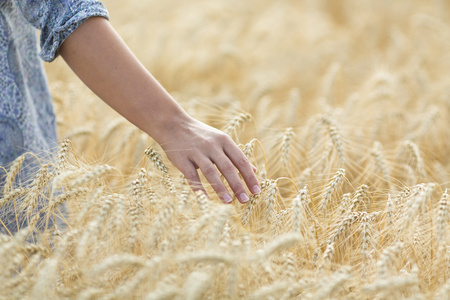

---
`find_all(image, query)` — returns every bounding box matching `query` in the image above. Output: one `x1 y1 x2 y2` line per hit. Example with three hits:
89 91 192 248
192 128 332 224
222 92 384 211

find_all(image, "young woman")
0 0 260 206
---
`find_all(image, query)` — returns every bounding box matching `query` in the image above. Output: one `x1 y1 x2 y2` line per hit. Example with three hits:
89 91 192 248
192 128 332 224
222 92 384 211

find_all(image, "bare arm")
59 17 260 203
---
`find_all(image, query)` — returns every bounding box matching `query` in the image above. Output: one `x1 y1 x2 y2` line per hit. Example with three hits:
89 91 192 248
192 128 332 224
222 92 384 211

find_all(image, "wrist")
146 105 193 146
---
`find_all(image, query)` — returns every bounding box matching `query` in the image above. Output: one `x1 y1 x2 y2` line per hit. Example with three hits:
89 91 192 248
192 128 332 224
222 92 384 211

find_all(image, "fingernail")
223 193 233 204
252 185 261 194
239 193 249 203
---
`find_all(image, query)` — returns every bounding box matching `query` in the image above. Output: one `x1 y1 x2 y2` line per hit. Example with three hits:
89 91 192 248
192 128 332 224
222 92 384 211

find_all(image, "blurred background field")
4 0 450 298
46 0 450 181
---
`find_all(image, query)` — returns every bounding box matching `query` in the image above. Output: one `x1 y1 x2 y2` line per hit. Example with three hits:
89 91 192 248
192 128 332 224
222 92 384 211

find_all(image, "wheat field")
2 0 450 299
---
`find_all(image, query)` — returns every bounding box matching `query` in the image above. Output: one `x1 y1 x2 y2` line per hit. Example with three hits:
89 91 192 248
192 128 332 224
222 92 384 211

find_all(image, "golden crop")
2 0 450 298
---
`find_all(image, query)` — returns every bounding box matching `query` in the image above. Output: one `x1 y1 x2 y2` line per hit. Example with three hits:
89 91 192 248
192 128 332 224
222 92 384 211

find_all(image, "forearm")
58 16 260 203
59 17 189 144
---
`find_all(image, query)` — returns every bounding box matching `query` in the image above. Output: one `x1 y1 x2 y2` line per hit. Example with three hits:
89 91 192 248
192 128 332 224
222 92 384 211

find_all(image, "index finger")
178 162 208 197
223 142 261 195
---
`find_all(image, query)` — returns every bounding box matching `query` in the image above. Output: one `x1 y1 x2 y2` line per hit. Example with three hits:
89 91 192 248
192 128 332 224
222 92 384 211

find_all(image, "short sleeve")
13 0 109 62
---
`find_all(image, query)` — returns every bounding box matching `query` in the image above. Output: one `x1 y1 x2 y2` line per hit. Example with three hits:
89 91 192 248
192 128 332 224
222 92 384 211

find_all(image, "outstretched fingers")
178 162 207 196
223 141 261 195
213 153 251 203
195 157 234 204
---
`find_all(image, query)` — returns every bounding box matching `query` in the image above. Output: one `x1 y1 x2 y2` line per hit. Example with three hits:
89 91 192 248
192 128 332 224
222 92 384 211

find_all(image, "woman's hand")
158 116 260 204
59 17 260 203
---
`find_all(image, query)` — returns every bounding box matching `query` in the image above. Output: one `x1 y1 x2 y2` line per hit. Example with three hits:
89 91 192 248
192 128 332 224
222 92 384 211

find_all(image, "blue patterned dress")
0 0 108 233
0 0 108 168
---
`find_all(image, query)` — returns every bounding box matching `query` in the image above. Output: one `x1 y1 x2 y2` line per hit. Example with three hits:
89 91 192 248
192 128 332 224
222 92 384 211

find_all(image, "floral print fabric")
0 0 108 234
0 0 108 168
